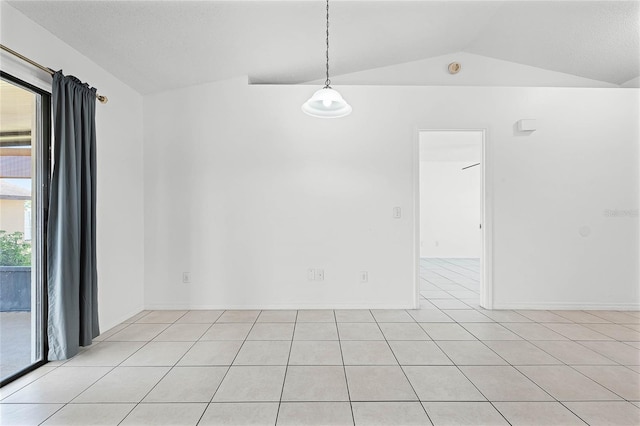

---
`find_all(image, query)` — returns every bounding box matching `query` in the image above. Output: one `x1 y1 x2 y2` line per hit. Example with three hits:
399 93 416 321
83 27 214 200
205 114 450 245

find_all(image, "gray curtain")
47 71 99 360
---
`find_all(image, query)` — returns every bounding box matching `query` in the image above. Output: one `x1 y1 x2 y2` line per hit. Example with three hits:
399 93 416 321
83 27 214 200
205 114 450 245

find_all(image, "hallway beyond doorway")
420 258 480 308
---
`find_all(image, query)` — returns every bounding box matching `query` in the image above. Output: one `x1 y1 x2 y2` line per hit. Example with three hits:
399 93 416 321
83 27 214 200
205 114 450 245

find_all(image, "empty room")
0 0 638 425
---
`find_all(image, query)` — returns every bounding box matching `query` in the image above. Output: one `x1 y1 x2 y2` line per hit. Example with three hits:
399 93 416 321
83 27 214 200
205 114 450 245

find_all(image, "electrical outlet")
182 272 191 283
316 269 325 281
307 268 315 281
393 207 402 218
359 271 368 283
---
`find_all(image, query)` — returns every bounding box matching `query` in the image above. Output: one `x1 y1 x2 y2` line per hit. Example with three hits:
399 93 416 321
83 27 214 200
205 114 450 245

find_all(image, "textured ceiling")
6 1 639 94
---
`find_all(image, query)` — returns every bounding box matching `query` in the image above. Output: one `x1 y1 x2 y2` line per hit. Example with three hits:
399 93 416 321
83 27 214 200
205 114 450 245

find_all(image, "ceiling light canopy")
302 0 351 119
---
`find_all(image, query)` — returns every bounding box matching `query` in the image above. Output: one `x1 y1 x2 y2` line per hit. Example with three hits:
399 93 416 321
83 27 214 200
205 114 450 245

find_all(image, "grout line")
273 310 298 425
192 310 261 426
7 259 640 425
370 310 433 424
428 338 515 425
335 310 356 425
115 314 216 425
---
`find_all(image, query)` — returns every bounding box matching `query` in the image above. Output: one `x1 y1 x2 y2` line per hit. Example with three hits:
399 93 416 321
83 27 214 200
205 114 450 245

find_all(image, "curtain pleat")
47 71 99 360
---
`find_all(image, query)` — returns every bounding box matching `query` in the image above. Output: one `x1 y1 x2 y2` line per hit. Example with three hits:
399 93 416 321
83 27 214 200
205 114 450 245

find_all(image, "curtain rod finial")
97 95 108 104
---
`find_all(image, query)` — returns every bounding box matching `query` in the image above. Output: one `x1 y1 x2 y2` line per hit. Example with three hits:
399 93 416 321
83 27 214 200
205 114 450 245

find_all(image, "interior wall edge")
98 305 145 334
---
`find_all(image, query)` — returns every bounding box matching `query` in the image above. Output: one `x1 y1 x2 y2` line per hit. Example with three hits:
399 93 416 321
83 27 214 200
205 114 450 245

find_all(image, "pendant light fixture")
302 0 352 118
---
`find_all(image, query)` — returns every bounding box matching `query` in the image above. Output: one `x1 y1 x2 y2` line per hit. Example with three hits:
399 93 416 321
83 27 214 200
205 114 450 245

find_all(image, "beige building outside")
0 180 31 239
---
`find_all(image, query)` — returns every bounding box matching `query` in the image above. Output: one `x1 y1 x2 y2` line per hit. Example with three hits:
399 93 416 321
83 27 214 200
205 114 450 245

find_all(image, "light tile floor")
1 258 639 425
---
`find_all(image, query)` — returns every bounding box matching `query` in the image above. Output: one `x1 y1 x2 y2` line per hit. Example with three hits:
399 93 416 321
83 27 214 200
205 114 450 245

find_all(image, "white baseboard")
491 302 640 311
141 302 640 312
144 303 415 311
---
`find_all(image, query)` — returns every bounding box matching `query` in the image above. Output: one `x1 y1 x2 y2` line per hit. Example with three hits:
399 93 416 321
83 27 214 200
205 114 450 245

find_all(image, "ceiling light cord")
301 0 351 118
325 0 331 89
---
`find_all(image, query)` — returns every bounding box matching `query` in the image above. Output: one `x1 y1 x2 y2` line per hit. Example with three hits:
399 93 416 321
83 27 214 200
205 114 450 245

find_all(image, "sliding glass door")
0 73 50 385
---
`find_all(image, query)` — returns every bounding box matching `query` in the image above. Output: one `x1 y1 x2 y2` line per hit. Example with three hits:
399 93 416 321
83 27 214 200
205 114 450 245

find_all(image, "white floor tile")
152 323 211 341
143 366 227 402
3 367 111 403
483 341 561 365
289 340 344 365
531 340 615 365
282 366 349 401
257 310 297 323
371 310 414 323
388 341 452 366
436 341 507 365
177 341 242 366
337 323 385 340
352 402 431 425
334 310 375 323
403 366 484 402
294 322 338 340
516 365 620 401
296 310 335 323
564 401 640 426
346 366 417 401
572 365 640 400
233 341 291 365
199 402 279 425
200 323 253 340
516 311 573 323
247 323 295 340
460 323 522 341
0 404 63 426
41 403 134 425
7 259 636 426
442 310 493 323
494 402 586 425
340 341 398 365
121 341 192 366
73 366 169 403
213 366 286 402
419 323 476 340
584 323 640 341
120 403 207 425
503 323 567 341
423 402 508 425
277 402 353 425
461 366 553 402
0 367 57 400
176 310 223 323
217 310 261 323
542 323 612 341
136 310 187 323
106 323 169 341
408 310 454 323
378 323 430 340
577 341 640 365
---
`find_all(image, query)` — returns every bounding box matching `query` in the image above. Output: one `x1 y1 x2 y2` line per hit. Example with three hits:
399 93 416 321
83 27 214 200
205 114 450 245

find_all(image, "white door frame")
413 128 493 309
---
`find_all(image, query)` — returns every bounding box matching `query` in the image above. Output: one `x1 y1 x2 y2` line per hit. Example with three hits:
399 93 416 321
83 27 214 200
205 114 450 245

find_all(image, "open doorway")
417 130 489 309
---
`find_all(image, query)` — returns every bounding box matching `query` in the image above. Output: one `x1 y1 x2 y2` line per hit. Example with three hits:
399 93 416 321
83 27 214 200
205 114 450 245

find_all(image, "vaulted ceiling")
7 0 639 94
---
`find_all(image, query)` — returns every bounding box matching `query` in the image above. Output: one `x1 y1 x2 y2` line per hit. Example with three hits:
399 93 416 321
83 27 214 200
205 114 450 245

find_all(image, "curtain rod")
1 44 108 104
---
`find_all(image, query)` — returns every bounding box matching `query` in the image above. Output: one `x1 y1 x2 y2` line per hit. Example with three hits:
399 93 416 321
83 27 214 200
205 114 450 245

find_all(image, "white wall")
145 79 639 310
1 3 145 330
420 161 481 258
